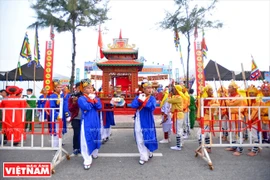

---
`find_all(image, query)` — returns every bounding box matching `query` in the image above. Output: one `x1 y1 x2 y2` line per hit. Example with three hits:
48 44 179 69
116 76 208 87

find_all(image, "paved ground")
0 115 270 180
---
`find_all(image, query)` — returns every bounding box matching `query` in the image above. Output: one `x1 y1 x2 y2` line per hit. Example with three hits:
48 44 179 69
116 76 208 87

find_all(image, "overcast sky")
0 0 269 80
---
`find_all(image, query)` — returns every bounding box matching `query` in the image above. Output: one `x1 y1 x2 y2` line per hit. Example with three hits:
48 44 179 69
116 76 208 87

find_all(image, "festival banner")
20 33 32 62
98 26 104 59
43 40 54 91
84 61 94 72
90 75 102 80
194 41 205 95
90 75 168 81
60 79 69 86
201 29 208 59
250 55 261 80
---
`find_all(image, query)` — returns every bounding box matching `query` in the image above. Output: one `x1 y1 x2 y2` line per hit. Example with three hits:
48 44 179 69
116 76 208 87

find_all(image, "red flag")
119 29 122 39
98 26 104 59
201 29 208 58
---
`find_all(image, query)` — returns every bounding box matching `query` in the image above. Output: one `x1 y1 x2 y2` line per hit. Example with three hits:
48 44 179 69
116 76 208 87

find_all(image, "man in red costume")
0 86 27 145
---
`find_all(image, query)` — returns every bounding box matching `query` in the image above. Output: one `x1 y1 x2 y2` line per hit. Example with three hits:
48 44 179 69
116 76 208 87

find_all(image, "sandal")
84 164 91 170
139 160 145 165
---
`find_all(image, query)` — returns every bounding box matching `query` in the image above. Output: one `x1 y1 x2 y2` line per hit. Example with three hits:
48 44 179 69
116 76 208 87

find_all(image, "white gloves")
138 93 146 102
66 117 71 122
88 94 96 99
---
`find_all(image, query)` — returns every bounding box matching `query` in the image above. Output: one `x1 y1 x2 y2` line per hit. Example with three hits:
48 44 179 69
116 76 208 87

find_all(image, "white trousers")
251 124 259 142
197 125 210 140
162 123 172 134
227 120 243 144
103 128 111 139
221 115 228 136
182 112 190 133
175 119 184 136
52 123 59 148
135 111 151 161
81 120 98 165
100 112 111 139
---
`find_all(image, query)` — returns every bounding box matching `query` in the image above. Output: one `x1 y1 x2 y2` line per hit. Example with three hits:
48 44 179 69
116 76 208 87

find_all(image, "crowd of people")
1 78 270 170
0 79 115 170
195 80 270 156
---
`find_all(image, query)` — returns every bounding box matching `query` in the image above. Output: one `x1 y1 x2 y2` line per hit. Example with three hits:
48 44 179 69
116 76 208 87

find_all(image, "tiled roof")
97 60 143 66
102 49 138 54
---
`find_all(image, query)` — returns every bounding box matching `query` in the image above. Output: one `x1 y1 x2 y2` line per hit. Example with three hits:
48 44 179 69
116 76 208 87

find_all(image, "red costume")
0 86 27 143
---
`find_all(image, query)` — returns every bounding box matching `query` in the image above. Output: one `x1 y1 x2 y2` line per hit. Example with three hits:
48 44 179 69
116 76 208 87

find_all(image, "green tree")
159 0 222 87
29 0 109 92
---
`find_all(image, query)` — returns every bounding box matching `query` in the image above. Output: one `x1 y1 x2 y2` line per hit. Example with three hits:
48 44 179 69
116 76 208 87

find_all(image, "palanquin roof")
102 49 138 55
96 60 143 67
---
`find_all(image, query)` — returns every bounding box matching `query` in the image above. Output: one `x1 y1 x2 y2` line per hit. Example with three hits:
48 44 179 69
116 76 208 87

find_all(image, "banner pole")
14 55 21 85
33 62 36 94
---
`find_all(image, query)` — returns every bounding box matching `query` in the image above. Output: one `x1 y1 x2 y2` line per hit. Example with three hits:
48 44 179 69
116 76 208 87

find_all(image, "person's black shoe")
73 149 80 155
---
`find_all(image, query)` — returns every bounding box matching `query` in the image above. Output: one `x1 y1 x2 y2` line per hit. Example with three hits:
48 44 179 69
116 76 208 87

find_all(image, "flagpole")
15 32 27 85
95 25 101 90
179 45 185 82
33 62 36 94
33 23 39 94
14 55 21 85
95 40 99 89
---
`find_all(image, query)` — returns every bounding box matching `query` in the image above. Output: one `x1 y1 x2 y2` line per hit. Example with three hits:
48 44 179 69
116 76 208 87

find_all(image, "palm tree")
29 0 110 92
159 0 222 87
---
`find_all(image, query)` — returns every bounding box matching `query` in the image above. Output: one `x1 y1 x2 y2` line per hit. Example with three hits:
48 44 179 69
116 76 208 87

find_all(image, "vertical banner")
194 41 205 95
189 75 195 89
43 40 54 91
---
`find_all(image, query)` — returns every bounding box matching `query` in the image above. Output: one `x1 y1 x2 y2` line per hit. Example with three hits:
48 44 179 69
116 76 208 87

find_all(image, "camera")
71 92 81 98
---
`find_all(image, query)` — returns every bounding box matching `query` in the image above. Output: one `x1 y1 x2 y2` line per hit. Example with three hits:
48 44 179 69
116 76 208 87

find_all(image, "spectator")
61 85 71 135
189 89 196 129
37 88 49 122
68 82 82 155
25 88 37 132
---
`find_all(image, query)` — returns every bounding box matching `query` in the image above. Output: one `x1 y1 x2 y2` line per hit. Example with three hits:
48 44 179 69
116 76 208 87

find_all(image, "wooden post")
33 62 36 94
14 55 21 85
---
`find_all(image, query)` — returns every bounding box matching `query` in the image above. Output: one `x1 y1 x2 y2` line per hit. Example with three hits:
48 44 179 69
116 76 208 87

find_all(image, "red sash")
138 96 150 111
